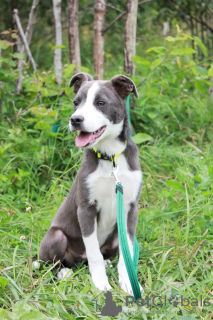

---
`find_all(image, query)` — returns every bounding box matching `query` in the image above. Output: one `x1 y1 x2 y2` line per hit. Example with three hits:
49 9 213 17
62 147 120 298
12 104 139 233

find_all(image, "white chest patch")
86 155 142 246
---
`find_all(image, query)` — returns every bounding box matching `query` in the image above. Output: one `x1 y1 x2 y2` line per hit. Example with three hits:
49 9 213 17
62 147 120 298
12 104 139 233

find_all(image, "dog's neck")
90 114 130 157
92 135 126 157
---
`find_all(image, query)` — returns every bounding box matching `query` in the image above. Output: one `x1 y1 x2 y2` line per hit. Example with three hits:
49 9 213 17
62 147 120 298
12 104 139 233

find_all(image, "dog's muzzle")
70 115 84 128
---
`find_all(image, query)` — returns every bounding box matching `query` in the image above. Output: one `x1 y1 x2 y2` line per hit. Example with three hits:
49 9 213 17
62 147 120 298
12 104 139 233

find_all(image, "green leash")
114 95 141 299
126 95 132 128
127 94 141 291
112 167 141 300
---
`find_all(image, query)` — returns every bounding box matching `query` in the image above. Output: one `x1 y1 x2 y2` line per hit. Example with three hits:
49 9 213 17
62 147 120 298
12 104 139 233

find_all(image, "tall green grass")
1 131 212 319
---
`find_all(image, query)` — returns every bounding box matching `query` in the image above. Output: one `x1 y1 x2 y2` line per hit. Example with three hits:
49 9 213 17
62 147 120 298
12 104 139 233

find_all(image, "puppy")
37 73 142 293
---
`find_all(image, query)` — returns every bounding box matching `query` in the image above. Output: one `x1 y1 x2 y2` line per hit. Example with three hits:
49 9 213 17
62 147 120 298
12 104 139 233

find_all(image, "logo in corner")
92 291 122 317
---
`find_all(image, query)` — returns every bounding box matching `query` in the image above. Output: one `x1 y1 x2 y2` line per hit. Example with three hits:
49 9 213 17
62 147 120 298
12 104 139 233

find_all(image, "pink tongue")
75 132 95 147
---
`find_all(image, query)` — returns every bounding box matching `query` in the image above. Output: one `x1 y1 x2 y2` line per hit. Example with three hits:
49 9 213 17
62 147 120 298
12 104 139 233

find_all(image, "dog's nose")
70 115 84 127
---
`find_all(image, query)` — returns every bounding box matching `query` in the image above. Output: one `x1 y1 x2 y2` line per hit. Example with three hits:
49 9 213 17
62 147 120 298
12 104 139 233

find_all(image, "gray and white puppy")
38 73 142 294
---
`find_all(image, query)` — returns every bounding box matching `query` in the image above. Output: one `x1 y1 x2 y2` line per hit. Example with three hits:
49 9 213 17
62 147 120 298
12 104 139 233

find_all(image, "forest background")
0 0 213 319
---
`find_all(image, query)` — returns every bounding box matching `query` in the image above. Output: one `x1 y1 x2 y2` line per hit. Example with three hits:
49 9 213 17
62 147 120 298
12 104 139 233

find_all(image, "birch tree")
17 36 24 94
13 9 37 73
124 0 138 76
15 0 39 94
93 0 106 79
68 0 81 68
24 0 40 48
52 0 62 84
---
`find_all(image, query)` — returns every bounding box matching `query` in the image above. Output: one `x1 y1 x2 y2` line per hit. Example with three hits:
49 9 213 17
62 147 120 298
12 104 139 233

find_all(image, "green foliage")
132 28 213 144
0 40 84 203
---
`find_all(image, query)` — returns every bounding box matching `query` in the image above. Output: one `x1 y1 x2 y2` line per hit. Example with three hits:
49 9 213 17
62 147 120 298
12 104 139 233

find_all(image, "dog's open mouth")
75 126 106 147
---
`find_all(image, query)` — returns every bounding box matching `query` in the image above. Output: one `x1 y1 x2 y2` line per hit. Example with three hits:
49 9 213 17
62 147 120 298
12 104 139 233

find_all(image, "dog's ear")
110 75 139 99
69 73 93 94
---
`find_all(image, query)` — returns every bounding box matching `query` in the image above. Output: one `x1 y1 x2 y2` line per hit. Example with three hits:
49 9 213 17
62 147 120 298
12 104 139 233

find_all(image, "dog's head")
69 72 138 149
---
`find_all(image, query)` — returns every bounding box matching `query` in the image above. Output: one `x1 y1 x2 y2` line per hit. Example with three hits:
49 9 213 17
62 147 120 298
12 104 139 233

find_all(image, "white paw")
119 276 133 295
104 259 110 266
57 268 73 280
93 277 112 291
119 275 144 295
104 259 113 268
32 261 40 270
138 283 144 293
89 261 112 291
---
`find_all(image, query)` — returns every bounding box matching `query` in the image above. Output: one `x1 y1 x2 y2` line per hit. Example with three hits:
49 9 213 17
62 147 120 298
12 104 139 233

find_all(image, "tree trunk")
195 16 200 60
209 77 213 101
206 11 210 57
93 0 106 79
187 2 196 61
124 0 138 76
162 21 170 36
14 0 39 93
0 49 2 121
13 9 37 73
25 0 40 48
0 82 2 121
17 36 23 94
52 0 62 84
200 12 204 44
67 0 81 68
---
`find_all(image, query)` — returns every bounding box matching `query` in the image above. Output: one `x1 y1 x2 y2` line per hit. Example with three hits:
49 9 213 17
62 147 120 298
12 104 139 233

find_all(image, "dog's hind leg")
39 226 68 260
34 226 74 273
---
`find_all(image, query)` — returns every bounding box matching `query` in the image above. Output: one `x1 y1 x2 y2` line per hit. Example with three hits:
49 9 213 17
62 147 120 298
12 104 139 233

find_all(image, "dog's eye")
97 101 105 106
73 101 78 110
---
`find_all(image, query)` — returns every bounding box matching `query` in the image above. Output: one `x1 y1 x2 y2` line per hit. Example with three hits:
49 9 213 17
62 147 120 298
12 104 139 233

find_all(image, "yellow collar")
93 140 127 165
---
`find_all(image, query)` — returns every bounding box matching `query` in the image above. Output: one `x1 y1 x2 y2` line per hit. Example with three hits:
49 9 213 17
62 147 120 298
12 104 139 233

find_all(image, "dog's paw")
138 283 144 293
93 278 112 291
89 261 112 291
104 259 113 268
57 268 73 280
119 276 132 295
119 275 144 295
32 261 41 270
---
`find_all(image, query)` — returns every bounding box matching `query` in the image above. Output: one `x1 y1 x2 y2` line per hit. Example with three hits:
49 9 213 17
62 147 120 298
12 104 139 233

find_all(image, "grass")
0 127 213 319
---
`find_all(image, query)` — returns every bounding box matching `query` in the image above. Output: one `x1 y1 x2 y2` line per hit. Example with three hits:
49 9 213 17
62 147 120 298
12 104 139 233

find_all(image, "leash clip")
111 165 121 185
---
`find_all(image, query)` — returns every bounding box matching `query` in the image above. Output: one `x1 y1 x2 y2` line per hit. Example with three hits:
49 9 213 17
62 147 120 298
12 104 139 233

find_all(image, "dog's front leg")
78 207 112 291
